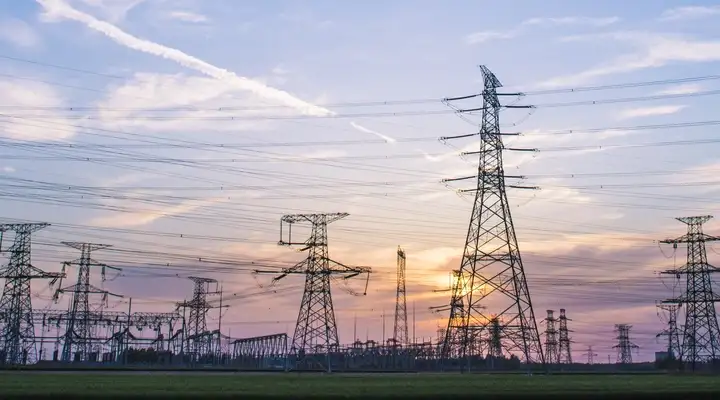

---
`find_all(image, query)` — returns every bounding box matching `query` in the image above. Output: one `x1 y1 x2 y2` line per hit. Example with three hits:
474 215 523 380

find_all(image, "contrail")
36 0 333 117
350 121 396 143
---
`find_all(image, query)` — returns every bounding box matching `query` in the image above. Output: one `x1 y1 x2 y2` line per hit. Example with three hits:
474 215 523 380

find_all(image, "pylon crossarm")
327 259 372 276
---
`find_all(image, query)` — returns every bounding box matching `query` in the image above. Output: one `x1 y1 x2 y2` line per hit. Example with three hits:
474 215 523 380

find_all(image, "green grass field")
0 372 718 398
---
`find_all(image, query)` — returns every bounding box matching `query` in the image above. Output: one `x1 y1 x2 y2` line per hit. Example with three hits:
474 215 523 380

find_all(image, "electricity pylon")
54 242 121 362
660 216 720 370
558 308 573 364
439 65 544 366
254 213 370 371
176 276 220 360
613 324 638 364
544 310 558 364
393 246 409 345
656 302 681 360
582 346 597 365
0 223 64 365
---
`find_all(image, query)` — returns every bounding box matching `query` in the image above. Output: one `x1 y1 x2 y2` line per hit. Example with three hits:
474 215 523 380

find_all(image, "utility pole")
558 309 573 364
544 310 558 365
439 65 543 366
254 213 371 372
0 223 64 365
582 346 597 365
393 246 409 345
656 302 681 361
216 284 229 364
659 216 720 370
412 301 416 345
382 309 386 345
54 242 122 362
613 324 638 364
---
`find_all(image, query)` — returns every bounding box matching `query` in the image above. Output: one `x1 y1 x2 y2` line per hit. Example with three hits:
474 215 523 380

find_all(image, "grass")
0 372 718 398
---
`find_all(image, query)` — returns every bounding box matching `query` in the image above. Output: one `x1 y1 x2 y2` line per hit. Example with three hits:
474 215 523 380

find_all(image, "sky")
0 0 720 363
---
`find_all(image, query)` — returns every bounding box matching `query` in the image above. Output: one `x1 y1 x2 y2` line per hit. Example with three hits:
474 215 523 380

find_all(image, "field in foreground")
0 372 718 398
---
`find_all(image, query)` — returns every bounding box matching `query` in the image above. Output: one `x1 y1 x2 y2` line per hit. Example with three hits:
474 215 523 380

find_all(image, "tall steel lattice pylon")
439 65 544 366
544 310 558 364
54 242 121 362
176 276 220 360
393 246 409 345
613 324 638 364
582 346 597 365
0 223 64 365
255 213 370 371
656 302 681 360
558 308 573 364
659 215 720 369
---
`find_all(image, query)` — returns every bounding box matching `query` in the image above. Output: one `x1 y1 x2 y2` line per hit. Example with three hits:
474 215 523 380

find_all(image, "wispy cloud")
465 15 619 44
76 0 146 23
350 122 396 143
37 0 333 117
90 197 227 228
618 105 687 119
0 18 41 48
167 10 209 23
465 30 520 44
0 79 76 141
2 166 15 173
523 16 619 27
654 83 703 95
539 32 720 87
97 72 280 133
659 6 720 21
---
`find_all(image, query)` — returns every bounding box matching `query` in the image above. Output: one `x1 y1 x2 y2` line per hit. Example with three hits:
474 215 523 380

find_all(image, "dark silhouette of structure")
660 216 720 369
613 324 638 364
583 345 597 365
558 308 573 364
439 65 544 366
0 223 64 365
393 246 409 345
177 276 220 361
255 213 370 371
544 310 558 364
54 242 121 362
656 302 681 361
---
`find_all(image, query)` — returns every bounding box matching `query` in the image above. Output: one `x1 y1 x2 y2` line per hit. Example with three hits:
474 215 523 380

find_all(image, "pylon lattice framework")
656 302 681 360
256 213 370 364
660 215 720 367
177 276 219 358
393 246 409 345
440 65 544 365
558 308 572 364
544 310 558 364
582 346 597 365
613 324 638 364
55 242 121 362
0 223 63 365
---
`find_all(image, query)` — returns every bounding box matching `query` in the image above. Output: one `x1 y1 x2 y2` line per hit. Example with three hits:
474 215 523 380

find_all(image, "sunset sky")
1 0 720 363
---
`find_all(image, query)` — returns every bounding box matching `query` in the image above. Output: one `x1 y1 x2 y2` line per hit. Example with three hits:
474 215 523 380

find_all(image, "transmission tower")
254 213 370 370
0 223 64 365
544 310 558 364
613 324 638 364
54 242 122 362
558 308 573 364
582 346 597 365
176 276 220 359
393 246 409 345
656 302 681 360
439 65 544 365
659 216 720 368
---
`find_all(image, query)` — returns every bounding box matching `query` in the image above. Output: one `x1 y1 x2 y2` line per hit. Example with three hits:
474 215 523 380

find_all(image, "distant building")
655 351 669 362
